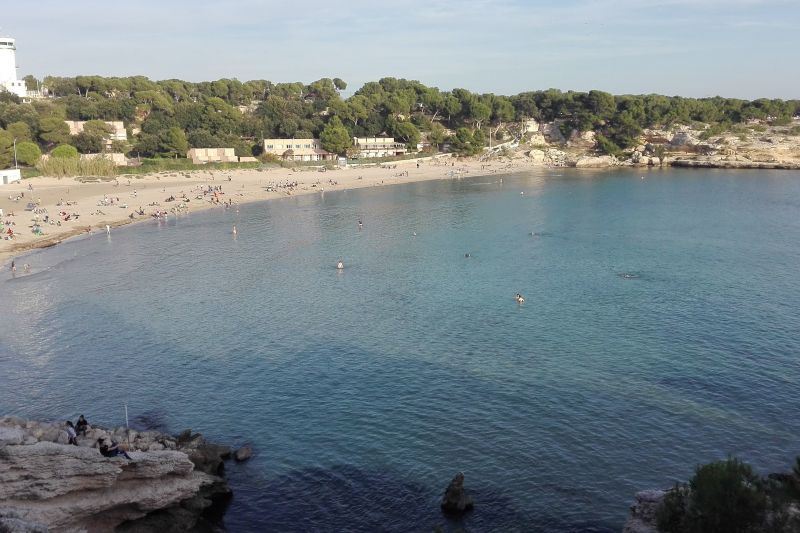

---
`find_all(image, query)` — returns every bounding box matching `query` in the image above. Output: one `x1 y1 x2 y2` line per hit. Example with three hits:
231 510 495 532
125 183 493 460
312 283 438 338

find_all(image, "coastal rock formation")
622 489 665 533
575 155 617 168
0 417 231 532
234 446 253 462
541 122 567 144
526 149 546 163
440 472 474 515
669 131 699 147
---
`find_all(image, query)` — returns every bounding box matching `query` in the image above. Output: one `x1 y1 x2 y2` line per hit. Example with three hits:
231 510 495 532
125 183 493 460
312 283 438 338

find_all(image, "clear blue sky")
5 0 799 99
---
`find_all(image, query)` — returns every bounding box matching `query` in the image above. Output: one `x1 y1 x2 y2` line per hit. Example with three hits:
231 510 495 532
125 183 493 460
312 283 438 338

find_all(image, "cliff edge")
0 416 232 532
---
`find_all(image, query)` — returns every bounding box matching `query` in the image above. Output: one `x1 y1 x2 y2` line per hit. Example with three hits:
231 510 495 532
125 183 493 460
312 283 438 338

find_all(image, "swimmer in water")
232 225 237 235
358 219 363 229
336 259 344 270
412 232 417 236
515 293 525 304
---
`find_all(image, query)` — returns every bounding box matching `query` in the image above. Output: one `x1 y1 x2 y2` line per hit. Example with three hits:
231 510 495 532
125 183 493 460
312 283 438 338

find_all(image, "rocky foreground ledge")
0 416 243 532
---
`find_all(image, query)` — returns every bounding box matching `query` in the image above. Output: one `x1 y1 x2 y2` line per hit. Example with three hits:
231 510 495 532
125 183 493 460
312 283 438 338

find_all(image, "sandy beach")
0 155 535 266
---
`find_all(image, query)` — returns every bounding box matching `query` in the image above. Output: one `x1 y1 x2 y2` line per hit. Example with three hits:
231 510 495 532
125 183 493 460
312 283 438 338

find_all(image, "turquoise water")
2 168 800 532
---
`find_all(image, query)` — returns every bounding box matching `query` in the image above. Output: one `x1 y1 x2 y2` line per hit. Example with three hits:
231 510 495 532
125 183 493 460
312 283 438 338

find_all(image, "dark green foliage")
320 116 352 155
50 144 79 159
449 128 483 155
72 132 104 154
656 457 768 533
656 483 690 533
1 73 796 163
15 141 42 165
595 134 621 156
689 458 766 533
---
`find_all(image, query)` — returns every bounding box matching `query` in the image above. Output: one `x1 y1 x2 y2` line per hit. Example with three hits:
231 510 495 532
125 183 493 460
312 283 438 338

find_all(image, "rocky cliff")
0 417 233 532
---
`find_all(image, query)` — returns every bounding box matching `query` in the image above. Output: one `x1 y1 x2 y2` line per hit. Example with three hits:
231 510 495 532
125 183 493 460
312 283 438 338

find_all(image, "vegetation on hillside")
1 75 799 167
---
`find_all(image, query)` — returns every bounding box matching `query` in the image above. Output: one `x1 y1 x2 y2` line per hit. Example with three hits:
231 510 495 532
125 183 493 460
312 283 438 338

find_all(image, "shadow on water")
223 464 613 533
128 410 171 433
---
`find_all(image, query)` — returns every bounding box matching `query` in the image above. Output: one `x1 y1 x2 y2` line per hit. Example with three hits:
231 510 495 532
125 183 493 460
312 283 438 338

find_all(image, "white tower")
0 37 28 98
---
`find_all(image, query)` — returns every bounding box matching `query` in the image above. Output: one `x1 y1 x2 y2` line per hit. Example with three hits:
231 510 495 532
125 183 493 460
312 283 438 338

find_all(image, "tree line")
1 74 799 167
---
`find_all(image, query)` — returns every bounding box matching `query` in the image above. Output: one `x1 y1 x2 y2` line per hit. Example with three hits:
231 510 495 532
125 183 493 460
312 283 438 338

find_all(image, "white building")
352 137 407 158
0 37 28 99
263 138 335 162
0 169 21 185
65 120 128 148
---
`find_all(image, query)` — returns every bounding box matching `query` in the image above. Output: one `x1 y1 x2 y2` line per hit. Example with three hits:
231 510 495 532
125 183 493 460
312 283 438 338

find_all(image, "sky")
3 0 799 100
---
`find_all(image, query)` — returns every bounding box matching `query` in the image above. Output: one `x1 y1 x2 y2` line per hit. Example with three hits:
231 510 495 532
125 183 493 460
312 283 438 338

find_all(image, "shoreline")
4 157 799 266
1 155 510 265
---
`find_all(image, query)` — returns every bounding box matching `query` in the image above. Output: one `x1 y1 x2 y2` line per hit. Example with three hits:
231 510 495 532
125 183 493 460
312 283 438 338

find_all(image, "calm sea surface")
2 168 800 532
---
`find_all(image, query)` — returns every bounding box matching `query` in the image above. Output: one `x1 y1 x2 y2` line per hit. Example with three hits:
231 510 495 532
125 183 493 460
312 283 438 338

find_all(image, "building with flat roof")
352 137 407 158
187 148 238 164
263 138 335 162
0 37 27 98
65 121 128 147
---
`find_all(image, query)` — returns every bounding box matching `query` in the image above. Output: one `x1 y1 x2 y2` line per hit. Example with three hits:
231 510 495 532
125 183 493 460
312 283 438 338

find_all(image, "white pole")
13 138 18 169
124 403 130 447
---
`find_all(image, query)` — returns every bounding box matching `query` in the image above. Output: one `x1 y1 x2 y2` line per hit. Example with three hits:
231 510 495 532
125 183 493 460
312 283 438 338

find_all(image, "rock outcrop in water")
440 472 474 515
0 416 232 532
622 489 664 533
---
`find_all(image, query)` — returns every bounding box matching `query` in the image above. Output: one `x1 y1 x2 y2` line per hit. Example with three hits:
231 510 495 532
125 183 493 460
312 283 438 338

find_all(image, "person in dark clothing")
75 415 89 436
97 438 133 460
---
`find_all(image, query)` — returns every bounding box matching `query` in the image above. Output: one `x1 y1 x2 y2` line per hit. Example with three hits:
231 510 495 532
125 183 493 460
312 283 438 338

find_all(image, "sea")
1 168 799 532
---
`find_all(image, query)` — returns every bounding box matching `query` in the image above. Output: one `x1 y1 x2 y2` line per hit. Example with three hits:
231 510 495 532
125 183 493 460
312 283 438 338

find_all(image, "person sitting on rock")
75 415 89 436
97 438 133 460
65 421 78 446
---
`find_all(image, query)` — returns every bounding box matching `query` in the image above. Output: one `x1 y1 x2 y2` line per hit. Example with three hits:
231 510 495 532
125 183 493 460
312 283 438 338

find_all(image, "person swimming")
515 293 525 304
336 259 344 270
232 225 237 235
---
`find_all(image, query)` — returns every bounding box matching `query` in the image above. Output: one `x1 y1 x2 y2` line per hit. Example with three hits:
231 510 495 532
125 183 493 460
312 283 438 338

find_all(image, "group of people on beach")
64 415 133 460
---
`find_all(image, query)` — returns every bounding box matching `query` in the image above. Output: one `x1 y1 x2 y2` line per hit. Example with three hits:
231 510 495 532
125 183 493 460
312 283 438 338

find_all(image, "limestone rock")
622 489 665 533
0 509 48 533
0 427 24 446
541 122 566 144
440 472 474 515
234 446 253 462
670 131 698 146
526 149 546 163
0 417 233 532
575 155 616 168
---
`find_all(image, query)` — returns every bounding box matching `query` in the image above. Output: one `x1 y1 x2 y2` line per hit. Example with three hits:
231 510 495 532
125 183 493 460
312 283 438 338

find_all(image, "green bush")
15 141 42 166
689 457 766 533
770 116 792 127
657 457 767 533
656 483 690 533
595 133 621 156
50 144 79 159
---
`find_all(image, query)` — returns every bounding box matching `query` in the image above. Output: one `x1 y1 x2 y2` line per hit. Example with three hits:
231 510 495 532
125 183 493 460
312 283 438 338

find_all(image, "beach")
0 156 532 266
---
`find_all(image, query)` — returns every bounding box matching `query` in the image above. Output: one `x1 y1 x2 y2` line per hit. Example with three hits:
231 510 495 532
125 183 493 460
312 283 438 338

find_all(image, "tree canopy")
0 73 796 161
